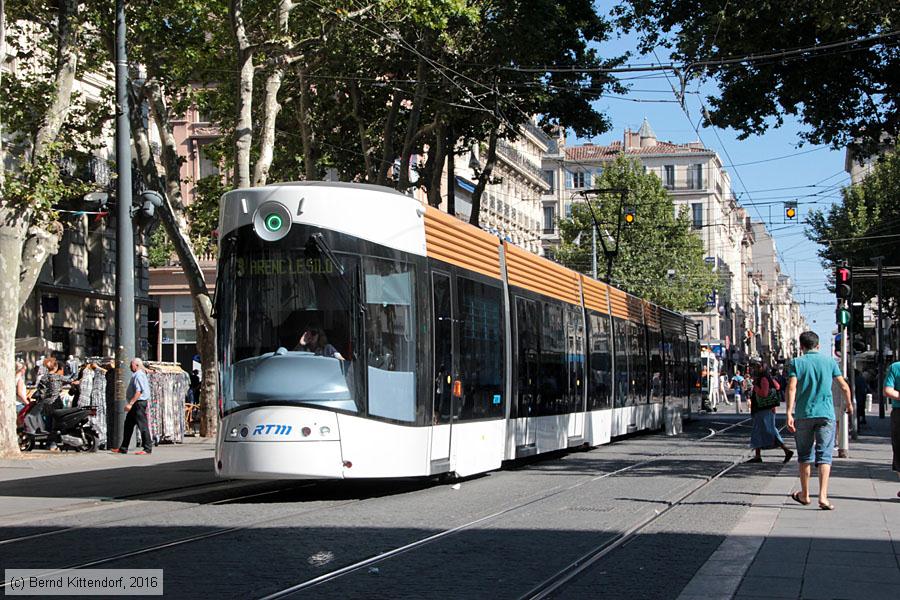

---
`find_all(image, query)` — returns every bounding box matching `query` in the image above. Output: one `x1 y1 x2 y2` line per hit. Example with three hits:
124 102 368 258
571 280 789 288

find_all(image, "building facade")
541 119 805 366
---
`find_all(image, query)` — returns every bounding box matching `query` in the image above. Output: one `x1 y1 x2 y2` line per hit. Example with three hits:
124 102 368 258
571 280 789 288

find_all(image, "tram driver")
295 326 344 360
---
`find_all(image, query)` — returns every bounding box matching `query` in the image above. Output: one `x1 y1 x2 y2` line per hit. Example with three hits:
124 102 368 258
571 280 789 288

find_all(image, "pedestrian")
774 364 788 404
853 369 869 429
15 358 28 414
719 371 732 405
882 359 900 498
747 362 793 463
786 331 852 510
65 355 79 377
113 358 153 455
732 369 746 412
35 354 48 387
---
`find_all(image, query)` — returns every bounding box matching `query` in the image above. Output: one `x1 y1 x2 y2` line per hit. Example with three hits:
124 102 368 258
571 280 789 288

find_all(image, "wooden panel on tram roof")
504 242 581 306
580 275 610 314
607 286 628 320
424 206 501 279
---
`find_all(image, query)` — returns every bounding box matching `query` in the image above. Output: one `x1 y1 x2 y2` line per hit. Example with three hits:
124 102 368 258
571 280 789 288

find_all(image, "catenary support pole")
446 127 455 216
591 227 597 280
113 0 135 449
838 318 849 458
874 256 885 418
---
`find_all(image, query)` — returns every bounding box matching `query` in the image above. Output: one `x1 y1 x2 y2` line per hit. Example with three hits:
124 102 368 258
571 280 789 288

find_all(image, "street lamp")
577 187 628 284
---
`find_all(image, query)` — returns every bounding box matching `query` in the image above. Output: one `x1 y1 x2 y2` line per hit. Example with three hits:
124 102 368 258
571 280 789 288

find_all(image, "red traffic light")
835 267 852 300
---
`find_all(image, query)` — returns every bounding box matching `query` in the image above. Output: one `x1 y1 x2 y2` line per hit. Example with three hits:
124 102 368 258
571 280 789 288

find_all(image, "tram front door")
430 272 456 467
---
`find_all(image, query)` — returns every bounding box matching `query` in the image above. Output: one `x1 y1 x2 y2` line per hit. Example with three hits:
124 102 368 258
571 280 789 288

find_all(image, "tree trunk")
252 0 293 186
231 0 254 189
18 224 61 311
0 0 6 188
0 208 27 457
398 58 427 190
253 65 283 186
297 68 316 180
134 81 219 438
426 122 445 207
376 92 402 186
349 81 375 182
33 0 80 160
469 129 499 228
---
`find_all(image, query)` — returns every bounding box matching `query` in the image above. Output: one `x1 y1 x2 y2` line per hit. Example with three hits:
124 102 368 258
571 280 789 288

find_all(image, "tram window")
587 312 612 410
364 258 417 422
566 306 585 413
648 329 663 402
630 322 648 404
457 277 504 420
432 273 453 425
218 240 362 416
515 297 540 420
540 302 566 415
613 318 630 408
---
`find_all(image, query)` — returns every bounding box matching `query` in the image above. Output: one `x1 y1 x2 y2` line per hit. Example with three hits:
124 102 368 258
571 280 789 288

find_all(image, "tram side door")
430 272 456 465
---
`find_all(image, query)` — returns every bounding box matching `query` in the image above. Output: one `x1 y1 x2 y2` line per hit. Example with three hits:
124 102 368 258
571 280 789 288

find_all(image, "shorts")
794 417 836 466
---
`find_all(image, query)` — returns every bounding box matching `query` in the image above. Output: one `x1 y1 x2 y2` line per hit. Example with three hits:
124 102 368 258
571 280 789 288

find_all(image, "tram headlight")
319 426 331 436
229 427 238 438
240 426 249 438
253 201 292 242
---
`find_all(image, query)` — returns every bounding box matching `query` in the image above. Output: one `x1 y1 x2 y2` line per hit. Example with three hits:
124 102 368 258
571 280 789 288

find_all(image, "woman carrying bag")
748 362 794 463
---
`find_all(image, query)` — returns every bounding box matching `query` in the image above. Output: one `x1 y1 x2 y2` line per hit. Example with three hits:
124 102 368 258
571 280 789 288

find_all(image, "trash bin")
664 402 683 436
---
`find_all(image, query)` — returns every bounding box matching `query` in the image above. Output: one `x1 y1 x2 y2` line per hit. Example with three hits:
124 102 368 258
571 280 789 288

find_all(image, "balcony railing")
496 139 545 183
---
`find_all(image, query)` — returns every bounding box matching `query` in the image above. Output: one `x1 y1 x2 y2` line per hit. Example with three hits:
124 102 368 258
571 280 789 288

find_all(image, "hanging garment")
89 366 108 447
145 364 188 443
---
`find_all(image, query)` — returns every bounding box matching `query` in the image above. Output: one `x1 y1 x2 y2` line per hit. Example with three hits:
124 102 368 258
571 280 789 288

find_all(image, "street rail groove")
0 416 755 595
0 481 314 547
254 417 753 600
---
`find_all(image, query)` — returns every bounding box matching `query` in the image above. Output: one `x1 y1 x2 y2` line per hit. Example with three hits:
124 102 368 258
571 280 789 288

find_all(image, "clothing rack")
144 361 189 443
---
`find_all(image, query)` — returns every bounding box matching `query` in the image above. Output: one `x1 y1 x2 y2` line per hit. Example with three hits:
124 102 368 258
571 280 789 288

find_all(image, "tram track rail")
254 416 754 600
0 480 315 547
0 415 755 595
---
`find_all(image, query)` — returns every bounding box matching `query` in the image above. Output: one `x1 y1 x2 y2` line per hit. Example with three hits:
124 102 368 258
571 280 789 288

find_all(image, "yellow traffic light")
623 206 636 225
784 201 798 220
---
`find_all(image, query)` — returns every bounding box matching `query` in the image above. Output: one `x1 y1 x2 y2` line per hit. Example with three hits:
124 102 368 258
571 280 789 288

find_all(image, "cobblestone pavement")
0 413 809 599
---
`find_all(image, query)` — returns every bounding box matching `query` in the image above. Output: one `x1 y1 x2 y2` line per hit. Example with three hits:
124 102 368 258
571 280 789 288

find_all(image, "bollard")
837 412 850 458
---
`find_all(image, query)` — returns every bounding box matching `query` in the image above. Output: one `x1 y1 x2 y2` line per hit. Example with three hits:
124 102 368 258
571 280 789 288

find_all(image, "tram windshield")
218 233 363 415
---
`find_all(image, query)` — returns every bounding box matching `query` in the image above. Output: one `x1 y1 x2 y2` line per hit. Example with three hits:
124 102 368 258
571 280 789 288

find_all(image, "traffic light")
835 266 852 301
784 201 798 220
623 206 636 226
836 307 851 328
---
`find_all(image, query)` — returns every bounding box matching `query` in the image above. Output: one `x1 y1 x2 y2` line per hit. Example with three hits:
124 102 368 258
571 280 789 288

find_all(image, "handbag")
753 378 780 409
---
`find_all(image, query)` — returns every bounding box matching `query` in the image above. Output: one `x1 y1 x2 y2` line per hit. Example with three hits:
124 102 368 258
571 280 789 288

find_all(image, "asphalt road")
0 413 787 599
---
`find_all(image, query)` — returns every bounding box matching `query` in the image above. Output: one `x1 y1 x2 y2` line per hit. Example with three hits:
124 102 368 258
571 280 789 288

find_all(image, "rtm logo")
252 424 293 436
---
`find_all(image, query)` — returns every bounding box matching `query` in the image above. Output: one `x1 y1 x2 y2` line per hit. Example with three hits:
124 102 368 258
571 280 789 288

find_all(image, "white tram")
214 183 701 479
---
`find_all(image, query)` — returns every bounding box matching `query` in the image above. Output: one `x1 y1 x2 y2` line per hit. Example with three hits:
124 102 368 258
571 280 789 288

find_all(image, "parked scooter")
17 401 99 452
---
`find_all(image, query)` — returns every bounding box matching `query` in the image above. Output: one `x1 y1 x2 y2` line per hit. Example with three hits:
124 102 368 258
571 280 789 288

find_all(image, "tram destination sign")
238 257 334 277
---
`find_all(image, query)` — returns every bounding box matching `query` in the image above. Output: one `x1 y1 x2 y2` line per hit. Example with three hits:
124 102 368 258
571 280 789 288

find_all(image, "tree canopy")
807 142 900 314
555 156 717 311
615 0 900 156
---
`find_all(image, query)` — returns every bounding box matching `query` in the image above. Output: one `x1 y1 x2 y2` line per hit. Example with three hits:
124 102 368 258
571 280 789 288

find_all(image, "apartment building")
442 119 550 255
542 119 754 348
6 40 152 362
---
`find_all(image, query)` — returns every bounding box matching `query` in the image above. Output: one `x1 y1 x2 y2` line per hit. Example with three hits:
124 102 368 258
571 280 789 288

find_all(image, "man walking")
113 358 153 455
882 359 900 498
786 331 852 510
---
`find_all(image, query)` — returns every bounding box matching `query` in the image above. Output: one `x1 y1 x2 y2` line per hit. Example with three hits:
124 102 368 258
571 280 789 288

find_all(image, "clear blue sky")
582 14 847 352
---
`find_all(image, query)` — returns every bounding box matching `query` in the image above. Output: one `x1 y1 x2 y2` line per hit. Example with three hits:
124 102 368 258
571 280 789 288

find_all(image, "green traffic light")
836 308 851 327
264 213 284 232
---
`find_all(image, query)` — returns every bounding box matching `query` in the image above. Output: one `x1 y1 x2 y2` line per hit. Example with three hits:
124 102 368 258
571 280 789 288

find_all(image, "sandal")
791 491 811 506
818 500 835 510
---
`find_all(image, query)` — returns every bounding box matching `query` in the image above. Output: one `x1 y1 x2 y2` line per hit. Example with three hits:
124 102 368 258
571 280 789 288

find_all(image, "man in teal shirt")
786 331 852 510
882 360 900 498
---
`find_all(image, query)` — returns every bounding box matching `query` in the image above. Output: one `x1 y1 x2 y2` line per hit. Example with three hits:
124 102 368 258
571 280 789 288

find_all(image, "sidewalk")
0 437 217 520
680 408 900 600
